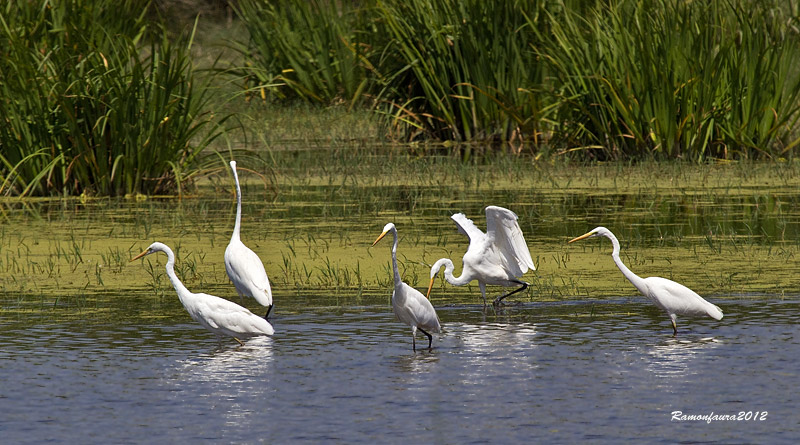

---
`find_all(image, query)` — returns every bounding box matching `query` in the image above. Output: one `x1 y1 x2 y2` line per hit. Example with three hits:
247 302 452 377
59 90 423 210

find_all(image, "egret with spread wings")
568 226 723 335
426 206 536 307
131 242 274 345
373 223 441 351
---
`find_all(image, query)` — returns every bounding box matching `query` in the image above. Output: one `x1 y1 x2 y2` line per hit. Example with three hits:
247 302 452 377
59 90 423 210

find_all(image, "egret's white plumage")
568 226 723 335
427 206 536 306
224 160 273 318
131 242 274 344
373 223 441 351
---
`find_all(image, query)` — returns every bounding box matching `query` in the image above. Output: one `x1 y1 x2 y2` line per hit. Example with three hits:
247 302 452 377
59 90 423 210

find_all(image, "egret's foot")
671 320 678 337
234 337 245 346
492 281 529 308
492 297 521 307
492 297 524 308
419 327 433 350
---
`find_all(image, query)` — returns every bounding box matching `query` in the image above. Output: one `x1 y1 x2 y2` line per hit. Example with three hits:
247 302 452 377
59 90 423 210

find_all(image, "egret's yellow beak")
568 231 595 244
425 277 435 300
372 230 388 247
130 249 150 262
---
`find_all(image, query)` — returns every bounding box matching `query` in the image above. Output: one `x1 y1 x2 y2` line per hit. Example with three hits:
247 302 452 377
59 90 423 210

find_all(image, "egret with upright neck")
568 226 723 335
131 242 274 345
224 160 273 318
373 223 441 351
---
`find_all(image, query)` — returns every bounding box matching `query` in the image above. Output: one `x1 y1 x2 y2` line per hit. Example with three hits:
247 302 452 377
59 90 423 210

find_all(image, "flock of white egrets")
131 161 723 350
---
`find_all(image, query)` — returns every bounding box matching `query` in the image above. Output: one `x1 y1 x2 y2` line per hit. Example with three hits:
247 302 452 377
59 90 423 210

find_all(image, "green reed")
538 0 800 160
0 0 225 197
229 0 800 161
231 0 375 106
374 0 548 147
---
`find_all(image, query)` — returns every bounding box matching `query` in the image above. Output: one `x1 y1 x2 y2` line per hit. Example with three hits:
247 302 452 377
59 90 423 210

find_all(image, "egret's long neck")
231 168 242 242
607 232 647 293
389 229 402 288
162 247 191 302
439 259 472 286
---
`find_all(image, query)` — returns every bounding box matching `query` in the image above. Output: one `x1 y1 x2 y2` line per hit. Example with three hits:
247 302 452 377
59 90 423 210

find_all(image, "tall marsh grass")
539 0 800 160
232 0 800 160
0 0 224 197
3 0 800 200
374 0 548 145
231 0 376 106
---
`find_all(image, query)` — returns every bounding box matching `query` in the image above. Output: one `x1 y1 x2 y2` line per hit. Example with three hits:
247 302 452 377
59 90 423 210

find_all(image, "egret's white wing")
451 212 484 244
645 277 723 320
224 241 272 306
484 206 535 276
398 283 441 333
195 293 275 336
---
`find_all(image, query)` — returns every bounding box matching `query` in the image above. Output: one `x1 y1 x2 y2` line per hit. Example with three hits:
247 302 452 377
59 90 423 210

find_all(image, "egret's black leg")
671 320 678 337
492 281 529 307
418 327 433 350
264 304 273 320
412 334 416 352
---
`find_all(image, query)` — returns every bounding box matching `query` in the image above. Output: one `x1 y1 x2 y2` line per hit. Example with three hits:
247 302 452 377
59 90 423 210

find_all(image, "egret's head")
230 160 237 169
130 242 167 261
372 223 396 246
429 258 451 279
426 258 452 300
568 226 609 244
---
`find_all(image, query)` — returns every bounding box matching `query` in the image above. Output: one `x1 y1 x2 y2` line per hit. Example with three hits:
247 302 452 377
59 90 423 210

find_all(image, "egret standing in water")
131 242 274 345
427 206 536 307
224 160 273 319
373 223 441 351
568 226 723 335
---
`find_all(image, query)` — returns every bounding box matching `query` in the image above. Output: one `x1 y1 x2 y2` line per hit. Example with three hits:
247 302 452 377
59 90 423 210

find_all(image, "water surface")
2 160 800 442
1 299 796 443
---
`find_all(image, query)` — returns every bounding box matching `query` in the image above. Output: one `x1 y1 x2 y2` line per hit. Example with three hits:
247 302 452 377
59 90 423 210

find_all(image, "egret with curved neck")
373 223 441 351
131 242 274 345
568 226 723 336
224 160 273 318
426 206 535 307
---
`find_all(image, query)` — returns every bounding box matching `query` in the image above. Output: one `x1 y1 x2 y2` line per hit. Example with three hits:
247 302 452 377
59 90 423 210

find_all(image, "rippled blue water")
1 299 797 443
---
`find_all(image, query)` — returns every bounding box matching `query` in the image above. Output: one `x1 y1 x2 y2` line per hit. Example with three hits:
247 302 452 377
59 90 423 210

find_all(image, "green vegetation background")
2 0 800 198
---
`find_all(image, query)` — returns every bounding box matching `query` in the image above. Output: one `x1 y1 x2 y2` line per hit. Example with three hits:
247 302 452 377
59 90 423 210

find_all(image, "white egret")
373 223 441 351
568 226 723 336
131 242 274 345
427 206 536 307
224 160 273 319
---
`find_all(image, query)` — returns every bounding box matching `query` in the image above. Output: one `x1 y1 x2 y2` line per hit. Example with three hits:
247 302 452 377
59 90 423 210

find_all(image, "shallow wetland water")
1 156 799 442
